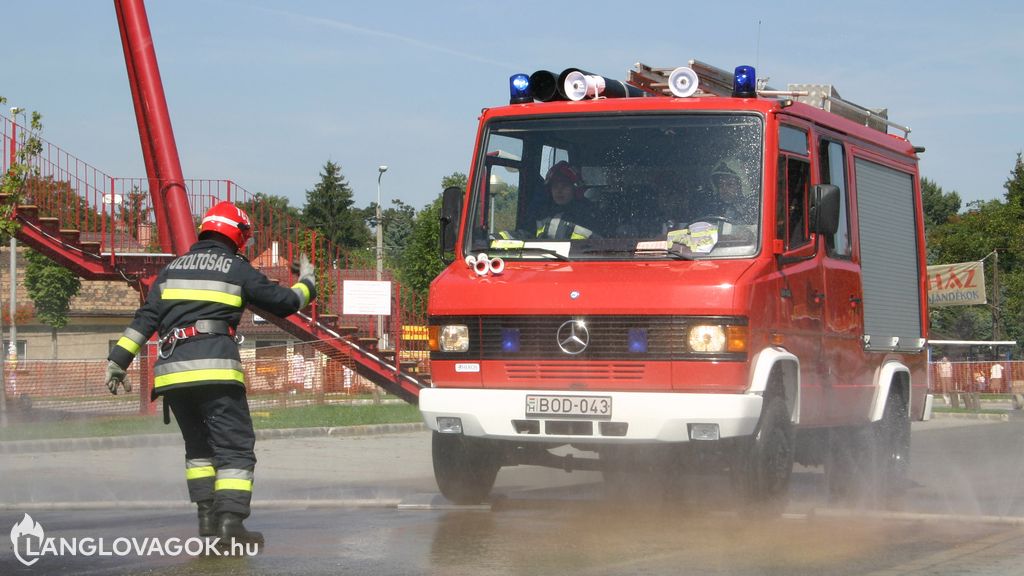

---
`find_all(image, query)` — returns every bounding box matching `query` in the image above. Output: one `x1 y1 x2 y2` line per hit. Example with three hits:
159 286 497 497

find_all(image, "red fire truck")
420 60 930 507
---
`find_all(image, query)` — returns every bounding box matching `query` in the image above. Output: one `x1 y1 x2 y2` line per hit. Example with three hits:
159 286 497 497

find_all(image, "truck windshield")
466 114 763 260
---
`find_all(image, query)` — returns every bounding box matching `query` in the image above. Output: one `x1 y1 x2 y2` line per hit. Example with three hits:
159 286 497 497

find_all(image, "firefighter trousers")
165 385 257 518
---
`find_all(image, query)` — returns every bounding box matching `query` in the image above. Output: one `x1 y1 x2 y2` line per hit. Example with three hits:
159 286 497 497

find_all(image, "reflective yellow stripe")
161 288 243 307
215 478 253 492
116 337 141 355
185 466 216 480
292 282 310 302
154 368 246 388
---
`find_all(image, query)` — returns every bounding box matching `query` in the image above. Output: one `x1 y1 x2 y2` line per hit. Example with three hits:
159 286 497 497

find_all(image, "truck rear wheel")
733 394 794 514
432 432 501 505
876 389 911 498
826 389 910 505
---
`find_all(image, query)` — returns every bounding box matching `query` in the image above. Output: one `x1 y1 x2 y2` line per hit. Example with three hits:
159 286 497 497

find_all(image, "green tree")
23 176 104 233
925 156 1024 349
123 187 161 252
296 230 336 310
365 198 415 267
398 195 444 304
0 101 43 240
1005 152 1024 208
997 154 1024 344
237 192 301 248
396 171 467 313
24 249 82 358
442 172 468 191
920 177 961 229
303 161 371 250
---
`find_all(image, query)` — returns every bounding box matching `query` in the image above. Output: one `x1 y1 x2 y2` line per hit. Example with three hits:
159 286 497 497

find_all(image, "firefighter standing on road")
103 201 316 547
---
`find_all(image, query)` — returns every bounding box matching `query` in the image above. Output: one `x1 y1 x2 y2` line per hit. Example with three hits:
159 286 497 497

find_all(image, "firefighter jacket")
108 238 316 398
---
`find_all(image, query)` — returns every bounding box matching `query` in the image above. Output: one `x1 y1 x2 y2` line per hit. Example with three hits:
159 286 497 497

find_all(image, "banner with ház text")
926 261 986 307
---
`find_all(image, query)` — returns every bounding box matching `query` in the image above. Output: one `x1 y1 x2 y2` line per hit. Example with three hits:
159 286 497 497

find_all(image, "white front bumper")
419 388 764 443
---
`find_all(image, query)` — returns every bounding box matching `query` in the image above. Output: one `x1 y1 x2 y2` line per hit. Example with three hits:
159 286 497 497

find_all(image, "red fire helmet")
199 201 253 250
544 161 582 188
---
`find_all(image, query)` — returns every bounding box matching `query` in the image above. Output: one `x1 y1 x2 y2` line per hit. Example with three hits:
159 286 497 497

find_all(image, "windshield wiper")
582 248 695 260
484 246 571 261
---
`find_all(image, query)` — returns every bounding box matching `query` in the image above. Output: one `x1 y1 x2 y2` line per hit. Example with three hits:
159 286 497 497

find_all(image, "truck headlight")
686 324 747 353
438 325 469 352
688 325 726 353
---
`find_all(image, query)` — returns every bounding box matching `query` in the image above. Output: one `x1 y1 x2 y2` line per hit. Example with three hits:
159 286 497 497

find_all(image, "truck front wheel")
733 394 794 514
432 432 501 505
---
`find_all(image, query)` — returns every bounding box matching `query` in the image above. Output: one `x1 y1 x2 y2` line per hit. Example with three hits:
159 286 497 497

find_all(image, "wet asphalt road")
4 412 1024 575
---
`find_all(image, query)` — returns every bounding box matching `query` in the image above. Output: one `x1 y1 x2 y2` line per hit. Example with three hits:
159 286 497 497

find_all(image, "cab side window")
776 126 811 250
818 139 851 257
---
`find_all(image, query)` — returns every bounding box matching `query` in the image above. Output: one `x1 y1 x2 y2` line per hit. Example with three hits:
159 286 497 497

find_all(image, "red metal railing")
2 113 431 391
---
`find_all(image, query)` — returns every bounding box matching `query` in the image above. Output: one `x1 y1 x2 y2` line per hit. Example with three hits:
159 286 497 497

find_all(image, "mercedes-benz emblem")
556 320 590 355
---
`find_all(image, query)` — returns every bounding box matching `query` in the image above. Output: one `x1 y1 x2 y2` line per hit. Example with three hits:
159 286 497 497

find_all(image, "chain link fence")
0 341 424 422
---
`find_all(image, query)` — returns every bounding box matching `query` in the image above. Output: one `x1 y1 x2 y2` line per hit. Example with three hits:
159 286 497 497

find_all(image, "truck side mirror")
439 186 464 264
810 184 840 236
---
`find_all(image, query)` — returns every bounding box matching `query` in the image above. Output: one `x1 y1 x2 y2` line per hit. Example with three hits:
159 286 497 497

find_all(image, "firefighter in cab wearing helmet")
536 161 601 240
104 201 316 547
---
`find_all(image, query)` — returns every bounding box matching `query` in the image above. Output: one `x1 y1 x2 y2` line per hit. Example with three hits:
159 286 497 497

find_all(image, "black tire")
825 389 910 506
733 394 794 514
875 389 911 499
432 432 500 505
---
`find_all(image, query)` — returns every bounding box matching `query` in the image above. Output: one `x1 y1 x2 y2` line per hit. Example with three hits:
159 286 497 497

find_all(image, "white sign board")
927 261 986 307
342 281 392 315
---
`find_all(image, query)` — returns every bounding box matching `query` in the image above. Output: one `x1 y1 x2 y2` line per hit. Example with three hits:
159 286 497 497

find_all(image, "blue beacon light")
628 328 648 353
501 328 521 353
732 65 757 98
509 73 532 104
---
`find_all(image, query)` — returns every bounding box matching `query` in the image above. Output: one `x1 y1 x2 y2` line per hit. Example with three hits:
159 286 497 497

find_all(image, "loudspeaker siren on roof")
564 71 605 101
667 67 699 98
511 61 906 136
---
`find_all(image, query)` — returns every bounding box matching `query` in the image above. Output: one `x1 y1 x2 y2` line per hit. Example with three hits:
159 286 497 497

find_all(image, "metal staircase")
1 113 428 404
1 0 429 404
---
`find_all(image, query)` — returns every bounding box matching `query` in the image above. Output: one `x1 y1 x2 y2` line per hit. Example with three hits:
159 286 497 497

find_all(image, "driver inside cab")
708 158 756 224
536 161 601 240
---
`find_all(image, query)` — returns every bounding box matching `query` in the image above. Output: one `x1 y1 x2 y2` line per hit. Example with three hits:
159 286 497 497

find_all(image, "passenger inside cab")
535 161 602 240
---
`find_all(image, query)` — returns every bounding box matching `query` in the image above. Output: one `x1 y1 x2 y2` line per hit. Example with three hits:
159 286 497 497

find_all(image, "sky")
3 1 1022 213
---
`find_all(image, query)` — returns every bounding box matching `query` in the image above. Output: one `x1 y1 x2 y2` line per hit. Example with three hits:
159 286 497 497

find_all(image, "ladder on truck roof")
628 59 910 137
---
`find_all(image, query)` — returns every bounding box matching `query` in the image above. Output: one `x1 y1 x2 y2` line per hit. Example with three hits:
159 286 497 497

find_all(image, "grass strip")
0 402 422 442
932 406 1006 415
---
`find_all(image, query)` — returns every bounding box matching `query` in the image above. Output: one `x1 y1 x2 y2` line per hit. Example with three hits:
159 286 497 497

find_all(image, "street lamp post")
376 165 388 348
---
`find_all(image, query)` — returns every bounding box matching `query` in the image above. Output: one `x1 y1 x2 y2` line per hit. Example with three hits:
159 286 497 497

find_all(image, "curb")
0 422 427 454
930 411 1010 422
812 507 1024 526
0 499 403 511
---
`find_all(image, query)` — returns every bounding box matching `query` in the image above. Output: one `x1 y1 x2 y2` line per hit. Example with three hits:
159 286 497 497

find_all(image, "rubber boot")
197 501 217 538
217 513 265 546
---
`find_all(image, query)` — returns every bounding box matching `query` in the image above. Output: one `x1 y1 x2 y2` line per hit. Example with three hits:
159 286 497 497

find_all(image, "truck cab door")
816 139 867 424
774 138 827 424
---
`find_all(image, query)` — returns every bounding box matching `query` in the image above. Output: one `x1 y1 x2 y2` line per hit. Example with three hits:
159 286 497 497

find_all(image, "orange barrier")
1 342 406 419
929 360 1019 394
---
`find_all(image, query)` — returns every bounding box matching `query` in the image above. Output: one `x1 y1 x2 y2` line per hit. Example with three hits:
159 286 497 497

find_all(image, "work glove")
105 361 131 395
298 253 316 289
